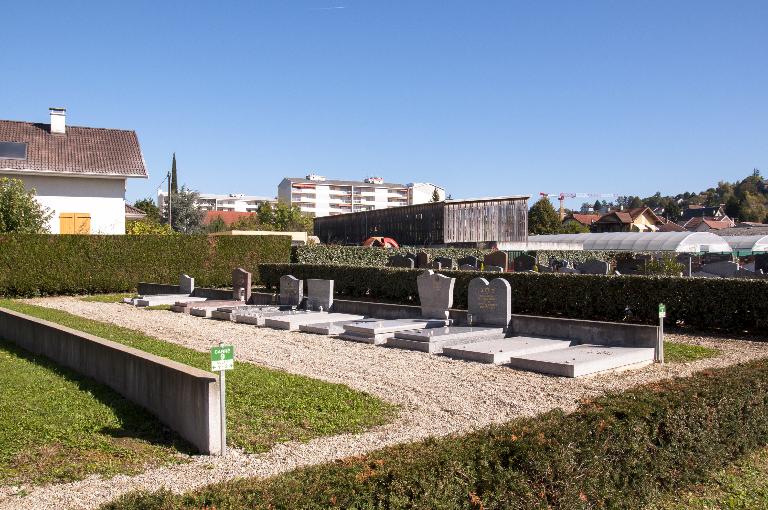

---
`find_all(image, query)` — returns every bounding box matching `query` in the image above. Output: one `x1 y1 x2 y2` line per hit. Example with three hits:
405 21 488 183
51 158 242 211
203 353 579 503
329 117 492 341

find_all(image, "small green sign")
658 303 666 318
211 345 234 371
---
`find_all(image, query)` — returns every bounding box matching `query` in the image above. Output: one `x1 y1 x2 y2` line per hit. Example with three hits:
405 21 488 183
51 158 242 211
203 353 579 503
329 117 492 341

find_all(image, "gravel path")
3 297 768 510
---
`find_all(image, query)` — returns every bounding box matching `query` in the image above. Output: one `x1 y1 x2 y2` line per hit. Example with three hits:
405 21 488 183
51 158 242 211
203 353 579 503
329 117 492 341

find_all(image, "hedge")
259 263 768 333
292 245 494 266
102 357 768 509
0 234 291 297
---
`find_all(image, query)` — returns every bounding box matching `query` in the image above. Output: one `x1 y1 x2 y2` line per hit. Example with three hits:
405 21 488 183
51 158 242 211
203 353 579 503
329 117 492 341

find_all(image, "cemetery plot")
507 344 655 377
300 318 380 336
389 326 504 353
265 312 364 331
443 337 574 364
339 319 449 344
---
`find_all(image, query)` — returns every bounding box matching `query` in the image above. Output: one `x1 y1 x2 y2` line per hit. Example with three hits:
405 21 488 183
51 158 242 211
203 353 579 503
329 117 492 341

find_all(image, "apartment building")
277 175 445 217
157 192 276 213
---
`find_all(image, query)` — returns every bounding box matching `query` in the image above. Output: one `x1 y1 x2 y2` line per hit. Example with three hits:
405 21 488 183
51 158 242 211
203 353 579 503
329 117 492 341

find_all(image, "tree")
528 197 562 235
431 188 441 202
738 192 768 223
560 221 590 234
628 196 643 209
162 185 204 233
133 197 161 223
0 177 52 233
206 215 228 233
593 200 602 212
126 220 175 235
170 153 178 194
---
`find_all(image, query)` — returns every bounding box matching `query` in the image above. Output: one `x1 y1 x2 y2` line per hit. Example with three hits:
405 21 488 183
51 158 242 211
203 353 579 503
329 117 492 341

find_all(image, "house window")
60 213 91 234
0 141 27 160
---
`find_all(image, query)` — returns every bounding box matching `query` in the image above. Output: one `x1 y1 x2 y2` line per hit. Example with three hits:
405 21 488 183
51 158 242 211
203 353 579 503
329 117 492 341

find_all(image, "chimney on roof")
49 107 66 134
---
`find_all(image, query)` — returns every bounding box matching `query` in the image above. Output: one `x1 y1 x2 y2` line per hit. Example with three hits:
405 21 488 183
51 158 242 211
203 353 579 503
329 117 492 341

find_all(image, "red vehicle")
362 237 400 249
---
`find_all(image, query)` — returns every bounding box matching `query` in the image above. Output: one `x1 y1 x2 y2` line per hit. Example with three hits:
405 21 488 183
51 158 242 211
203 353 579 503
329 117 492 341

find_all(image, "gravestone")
700 261 739 278
468 277 511 328
179 274 195 294
458 256 480 269
559 267 578 274
425 261 442 270
417 270 455 320
484 251 508 272
279 275 303 306
306 279 334 311
485 265 503 272
416 252 430 269
579 259 610 275
513 254 536 272
388 254 415 268
755 254 768 274
435 257 454 270
459 264 478 271
232 267 252 302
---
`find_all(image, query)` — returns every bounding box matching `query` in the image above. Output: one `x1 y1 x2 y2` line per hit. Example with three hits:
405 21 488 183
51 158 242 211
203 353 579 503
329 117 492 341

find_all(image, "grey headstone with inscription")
279 275 303 306
417 270 455 320
179 274 194 294
306 279 334 311
232 267 252 302
468 277 511 328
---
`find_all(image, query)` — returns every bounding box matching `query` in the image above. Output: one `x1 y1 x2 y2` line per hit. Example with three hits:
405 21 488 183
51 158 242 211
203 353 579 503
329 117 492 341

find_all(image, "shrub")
101 358 768 509
293 245 493 266
0 234 291 297
258 263 768 332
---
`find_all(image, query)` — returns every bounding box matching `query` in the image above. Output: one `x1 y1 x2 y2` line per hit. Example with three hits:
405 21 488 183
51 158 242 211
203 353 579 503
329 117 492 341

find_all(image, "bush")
258 263 768 332
0 235 291 297
293 245 493 266
101 358 768 509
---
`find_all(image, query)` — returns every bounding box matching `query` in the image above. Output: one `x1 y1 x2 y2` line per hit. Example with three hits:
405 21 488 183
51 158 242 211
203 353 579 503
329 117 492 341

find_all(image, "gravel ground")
3 297 768 510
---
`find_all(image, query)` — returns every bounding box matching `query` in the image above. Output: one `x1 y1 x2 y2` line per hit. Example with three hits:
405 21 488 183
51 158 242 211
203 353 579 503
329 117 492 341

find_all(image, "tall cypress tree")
170 153 178 194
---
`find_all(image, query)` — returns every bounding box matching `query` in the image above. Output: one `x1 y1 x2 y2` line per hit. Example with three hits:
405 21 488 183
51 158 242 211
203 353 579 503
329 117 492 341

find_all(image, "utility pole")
167 171 173 227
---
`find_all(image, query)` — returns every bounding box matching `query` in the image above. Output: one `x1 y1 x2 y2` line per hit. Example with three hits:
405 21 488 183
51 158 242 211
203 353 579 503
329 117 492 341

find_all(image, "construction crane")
539 192 620 220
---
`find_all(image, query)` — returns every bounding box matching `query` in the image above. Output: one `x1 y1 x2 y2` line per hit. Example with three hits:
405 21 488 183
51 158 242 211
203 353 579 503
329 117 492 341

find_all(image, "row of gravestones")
230 268 334 310
416 270 511 326
388 251 511 272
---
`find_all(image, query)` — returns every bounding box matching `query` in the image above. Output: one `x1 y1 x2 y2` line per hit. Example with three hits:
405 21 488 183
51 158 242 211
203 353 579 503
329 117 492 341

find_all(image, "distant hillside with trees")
579 169 768 223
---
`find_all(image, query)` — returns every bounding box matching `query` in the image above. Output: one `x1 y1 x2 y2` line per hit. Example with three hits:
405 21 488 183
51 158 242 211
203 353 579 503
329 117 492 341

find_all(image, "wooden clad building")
313 196 529 246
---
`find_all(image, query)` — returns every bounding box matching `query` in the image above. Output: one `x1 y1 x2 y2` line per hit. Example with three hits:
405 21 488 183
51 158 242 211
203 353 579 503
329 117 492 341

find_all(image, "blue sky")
2 0 766 207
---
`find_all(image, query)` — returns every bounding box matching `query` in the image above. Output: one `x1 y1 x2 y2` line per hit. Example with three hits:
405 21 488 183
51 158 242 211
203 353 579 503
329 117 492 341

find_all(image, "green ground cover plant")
0 300 395 454
0 339 187 486
101 357 768 509
259 264 768 333
664 342 721 363
0 234 290 297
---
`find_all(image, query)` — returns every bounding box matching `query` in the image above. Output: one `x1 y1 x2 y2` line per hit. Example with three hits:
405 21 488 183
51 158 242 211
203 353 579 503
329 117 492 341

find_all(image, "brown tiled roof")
657 221 686 232
0 119 147 178
564 213 601 226
124 202 147 219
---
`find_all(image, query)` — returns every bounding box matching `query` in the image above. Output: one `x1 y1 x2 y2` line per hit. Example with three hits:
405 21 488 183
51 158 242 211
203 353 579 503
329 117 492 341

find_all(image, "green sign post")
657 304 665 364
211 343 234 455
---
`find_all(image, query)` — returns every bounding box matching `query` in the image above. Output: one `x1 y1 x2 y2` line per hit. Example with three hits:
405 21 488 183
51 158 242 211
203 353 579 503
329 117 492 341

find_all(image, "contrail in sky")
310 6 346 10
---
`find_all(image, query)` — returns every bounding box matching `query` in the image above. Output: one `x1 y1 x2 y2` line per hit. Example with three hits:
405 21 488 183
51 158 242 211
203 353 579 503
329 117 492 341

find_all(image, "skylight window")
0 141 27 160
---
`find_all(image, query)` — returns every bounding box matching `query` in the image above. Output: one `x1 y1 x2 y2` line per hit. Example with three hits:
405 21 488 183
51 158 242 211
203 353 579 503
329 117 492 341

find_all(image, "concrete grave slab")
210 305 280 321
189 301 248 318
443 336 574 364
300 318 379 336
389 326 504 354
135 295 206 307
506 344 655 377
265 312 365 331
340 318 449 345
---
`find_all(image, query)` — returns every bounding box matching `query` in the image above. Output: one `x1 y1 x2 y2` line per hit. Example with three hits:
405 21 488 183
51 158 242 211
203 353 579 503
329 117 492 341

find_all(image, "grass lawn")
652 446 768 509
0 339 188 486
80 293 135 303
0 300 395 456
664 341 721 363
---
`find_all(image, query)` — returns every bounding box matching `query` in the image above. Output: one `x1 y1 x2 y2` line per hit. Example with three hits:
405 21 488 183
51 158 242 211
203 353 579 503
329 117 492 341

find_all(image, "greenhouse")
501 232 733 254
722 235 768 256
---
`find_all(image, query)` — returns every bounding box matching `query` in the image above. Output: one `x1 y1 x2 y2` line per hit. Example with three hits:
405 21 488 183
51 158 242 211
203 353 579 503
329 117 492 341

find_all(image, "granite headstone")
306 279 334 311
467 277 511 328
513 254 536 272
232 267 252 302
416 252 430 269
179 274 195 294
579 259 610 275
435 257 454 270
483 251 508 272
417 270 455 320
279 275 303 306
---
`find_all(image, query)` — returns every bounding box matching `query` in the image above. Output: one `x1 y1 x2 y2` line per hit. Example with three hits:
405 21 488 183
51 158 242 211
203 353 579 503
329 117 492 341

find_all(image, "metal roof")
501 232 733 254
722 235 768 255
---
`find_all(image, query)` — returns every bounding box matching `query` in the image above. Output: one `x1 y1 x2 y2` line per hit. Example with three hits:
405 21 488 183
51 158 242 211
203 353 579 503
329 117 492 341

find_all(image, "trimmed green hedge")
293 245 494 266
259 263 768 332
102 358 768 509
0 235 291 297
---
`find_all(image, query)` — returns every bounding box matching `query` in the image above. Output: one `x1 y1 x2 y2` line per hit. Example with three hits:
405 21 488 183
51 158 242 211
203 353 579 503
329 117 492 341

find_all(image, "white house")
0 108 148 234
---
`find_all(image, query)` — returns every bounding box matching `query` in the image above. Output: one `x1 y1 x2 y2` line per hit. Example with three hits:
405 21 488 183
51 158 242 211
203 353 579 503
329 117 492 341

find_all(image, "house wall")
1 173 127 234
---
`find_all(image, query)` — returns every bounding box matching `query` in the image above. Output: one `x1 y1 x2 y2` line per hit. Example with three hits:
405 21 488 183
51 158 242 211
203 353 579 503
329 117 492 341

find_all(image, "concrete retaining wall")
509 314 658 348
0 307 221 454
